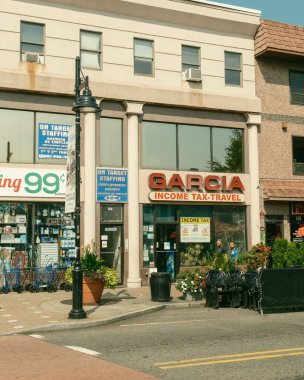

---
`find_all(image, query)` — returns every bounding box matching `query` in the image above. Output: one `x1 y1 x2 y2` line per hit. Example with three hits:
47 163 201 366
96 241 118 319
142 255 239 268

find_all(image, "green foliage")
65 266 73 284
175 269 206 293
244 243 271 272
65 241 118 289
180 244 212 266
208 253 237 272
284 242 304 268
272 238 288 268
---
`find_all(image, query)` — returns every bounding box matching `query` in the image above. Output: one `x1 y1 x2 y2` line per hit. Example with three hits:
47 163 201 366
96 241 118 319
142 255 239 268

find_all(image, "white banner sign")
0 167 66 198
65 125 76 213
180 217 211 243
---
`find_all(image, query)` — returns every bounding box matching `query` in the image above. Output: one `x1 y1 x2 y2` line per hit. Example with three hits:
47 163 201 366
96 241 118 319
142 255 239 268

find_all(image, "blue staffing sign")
38 123 70 159
96 168 128 202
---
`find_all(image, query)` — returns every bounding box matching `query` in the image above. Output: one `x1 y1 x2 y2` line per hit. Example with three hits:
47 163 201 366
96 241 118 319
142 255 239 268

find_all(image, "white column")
83 111 97 246
246 113 261 247
124 102 144 288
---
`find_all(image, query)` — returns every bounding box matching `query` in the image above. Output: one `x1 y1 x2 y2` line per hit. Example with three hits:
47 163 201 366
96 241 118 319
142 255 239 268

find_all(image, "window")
292 136 304 174
0 109 34 163
0 109 74 164
212 128 243 172
225 51 242 86
20 21 44 62
182 45 200 71
178 124 210 171
290 71 304 105
142 121 244 173
99 117 123 167
134 38 153 76
142 122 176 169
80 30 101 69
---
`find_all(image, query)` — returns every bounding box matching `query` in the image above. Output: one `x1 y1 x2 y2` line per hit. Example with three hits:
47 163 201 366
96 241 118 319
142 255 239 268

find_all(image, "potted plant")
65 241 118 305
175 269 206 301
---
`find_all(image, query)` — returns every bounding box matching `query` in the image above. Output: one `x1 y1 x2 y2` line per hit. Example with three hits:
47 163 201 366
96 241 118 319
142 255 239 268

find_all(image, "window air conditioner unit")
22 52 44 64
185 68 202 82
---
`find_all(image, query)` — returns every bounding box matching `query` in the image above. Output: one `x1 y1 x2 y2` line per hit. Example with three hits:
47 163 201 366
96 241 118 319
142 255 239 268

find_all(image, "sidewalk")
0 285 204 336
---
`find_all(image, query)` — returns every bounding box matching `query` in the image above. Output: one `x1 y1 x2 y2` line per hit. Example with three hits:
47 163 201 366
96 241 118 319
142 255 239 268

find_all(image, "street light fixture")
69 57 100 320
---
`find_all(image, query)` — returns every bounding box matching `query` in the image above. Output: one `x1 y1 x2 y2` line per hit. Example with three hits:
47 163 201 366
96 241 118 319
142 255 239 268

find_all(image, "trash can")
150 272 171 302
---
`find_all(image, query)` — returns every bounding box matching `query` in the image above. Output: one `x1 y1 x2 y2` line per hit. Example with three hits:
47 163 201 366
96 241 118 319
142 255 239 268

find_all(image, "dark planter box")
259 268 304 314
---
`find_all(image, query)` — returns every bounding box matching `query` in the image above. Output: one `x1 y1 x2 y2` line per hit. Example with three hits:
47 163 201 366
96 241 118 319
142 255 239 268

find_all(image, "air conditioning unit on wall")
22 52 44 64
185 68 202 82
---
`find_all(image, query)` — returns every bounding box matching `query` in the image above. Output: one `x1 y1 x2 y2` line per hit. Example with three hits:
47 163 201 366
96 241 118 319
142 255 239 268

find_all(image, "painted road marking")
40 315 50 318
66 346 101 356
13 326 24 329
2 314 12 317
120 319 220 327
7 320 18 323
29 334 46 340
156 347 304 370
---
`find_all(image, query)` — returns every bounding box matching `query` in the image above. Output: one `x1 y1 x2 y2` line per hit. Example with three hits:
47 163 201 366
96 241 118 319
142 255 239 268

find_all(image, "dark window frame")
142 120 244 173
181 45 200 72
80 30 102 70
224 51 242 86
134 38 154 76
289 70 304 105
20 21 45 60
292 135 304 175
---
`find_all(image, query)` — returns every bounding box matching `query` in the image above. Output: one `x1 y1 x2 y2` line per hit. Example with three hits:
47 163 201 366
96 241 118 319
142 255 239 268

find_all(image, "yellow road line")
156 347 304 366
158 351 304 369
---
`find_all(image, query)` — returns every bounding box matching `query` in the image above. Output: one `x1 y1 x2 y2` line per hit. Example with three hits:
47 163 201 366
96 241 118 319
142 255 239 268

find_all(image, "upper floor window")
99 117 123 167
0 109 73 164
80 30 101 69
142 121 244 173
182 45 200 71
225 51 242 86
134 38 153 76
292 136 304 175
290 71 304 105
20 21 44 63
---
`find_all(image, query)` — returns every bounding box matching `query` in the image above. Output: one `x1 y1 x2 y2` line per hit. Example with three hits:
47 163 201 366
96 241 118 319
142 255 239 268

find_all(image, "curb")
0 299 207 337
0 304 165 336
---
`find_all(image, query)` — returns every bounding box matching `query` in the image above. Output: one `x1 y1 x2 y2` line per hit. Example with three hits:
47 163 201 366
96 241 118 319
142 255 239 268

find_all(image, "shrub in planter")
272 238 288 268
284 242 304 268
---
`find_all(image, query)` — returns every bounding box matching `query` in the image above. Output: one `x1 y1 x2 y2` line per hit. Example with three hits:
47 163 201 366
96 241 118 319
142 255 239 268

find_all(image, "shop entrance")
155 224 178 279
100 225 123 283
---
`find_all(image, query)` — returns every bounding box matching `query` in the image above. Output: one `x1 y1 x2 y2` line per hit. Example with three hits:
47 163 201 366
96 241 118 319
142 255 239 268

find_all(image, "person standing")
216 239 227 255
228 241 239 261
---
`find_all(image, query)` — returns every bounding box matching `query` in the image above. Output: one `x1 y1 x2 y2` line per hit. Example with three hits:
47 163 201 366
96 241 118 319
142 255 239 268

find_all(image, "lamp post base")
69 263 86 320
69 309 86 319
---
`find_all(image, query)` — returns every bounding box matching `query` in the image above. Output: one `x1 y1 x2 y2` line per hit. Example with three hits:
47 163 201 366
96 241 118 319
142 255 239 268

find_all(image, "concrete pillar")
246 113 262 247
83 111 97 246
124 102 144 288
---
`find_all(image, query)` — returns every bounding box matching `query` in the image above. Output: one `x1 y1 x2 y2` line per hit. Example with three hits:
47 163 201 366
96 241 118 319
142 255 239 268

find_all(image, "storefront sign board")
0 167 66 198
149 192 245 202
96 168 128 202
38 123 70 159
180 217 211 242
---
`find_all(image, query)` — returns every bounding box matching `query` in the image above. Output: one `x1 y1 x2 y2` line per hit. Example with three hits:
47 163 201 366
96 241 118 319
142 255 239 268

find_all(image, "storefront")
0 167 73 269
140 170 250 279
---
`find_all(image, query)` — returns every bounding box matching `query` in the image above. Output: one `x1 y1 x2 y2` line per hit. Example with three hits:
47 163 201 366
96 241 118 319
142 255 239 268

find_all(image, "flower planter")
183 291 204 301
83 277 105 305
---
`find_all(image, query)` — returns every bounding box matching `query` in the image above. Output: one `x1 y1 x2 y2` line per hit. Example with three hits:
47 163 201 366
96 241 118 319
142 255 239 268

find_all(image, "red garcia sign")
148 173 245 203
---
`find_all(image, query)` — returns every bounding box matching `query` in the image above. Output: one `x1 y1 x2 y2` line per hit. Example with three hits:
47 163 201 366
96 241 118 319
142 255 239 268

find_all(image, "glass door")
155 224 178 279
100 225 123 283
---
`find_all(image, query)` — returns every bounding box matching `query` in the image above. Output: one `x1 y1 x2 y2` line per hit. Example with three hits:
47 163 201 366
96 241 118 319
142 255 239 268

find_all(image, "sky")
208 0 304 26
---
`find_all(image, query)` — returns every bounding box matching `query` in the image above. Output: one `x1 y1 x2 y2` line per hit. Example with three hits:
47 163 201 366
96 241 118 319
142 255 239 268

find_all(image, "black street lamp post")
69 56 100 319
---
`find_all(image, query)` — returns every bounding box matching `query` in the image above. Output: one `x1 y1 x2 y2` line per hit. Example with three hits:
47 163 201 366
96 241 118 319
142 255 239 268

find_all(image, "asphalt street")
40 307 304 380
